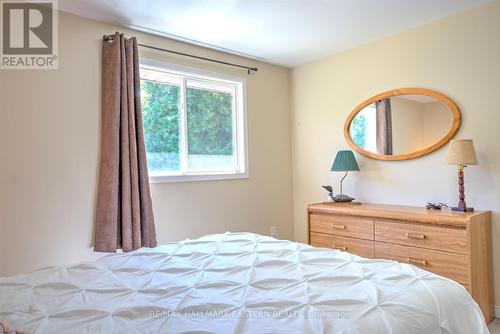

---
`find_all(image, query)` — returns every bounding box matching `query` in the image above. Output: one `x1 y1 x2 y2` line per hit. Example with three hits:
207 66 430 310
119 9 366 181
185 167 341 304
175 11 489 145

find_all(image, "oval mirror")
344 88 461 161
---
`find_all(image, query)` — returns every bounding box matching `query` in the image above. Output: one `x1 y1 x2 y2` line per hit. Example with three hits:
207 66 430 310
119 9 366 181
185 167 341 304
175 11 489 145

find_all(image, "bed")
0 232 489 333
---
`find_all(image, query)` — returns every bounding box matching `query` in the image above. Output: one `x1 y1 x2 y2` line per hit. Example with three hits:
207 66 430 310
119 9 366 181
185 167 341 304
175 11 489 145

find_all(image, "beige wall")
0 12 294 276
1 0 499 308
423 101 454 146
290 0 500 305
390 97 453 154
390 97 426 154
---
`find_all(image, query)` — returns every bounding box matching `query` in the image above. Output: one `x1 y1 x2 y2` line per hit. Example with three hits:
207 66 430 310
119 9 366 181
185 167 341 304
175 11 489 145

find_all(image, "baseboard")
495 305 500 319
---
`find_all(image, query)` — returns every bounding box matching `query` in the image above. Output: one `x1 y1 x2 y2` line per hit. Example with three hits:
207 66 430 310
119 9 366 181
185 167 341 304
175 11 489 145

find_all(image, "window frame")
140 58 248 183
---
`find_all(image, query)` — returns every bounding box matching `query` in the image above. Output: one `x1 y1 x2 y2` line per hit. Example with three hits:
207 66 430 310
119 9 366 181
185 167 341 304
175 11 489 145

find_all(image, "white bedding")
0 232 489 334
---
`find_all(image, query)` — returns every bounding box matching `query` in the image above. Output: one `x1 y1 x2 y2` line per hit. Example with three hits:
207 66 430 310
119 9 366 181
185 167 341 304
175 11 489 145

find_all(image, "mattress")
0 232 489 334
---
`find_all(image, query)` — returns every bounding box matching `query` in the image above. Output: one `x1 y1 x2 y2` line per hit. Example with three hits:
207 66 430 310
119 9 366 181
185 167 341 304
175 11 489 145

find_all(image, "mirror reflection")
349 94 454 156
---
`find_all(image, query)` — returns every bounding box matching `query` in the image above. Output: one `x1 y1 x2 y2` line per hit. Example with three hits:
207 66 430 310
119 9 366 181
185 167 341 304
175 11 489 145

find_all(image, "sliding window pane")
140 79 181 174
186 80 235 171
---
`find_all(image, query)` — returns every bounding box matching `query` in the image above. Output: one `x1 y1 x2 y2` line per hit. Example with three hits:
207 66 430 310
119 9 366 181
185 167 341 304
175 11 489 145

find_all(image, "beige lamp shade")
446 139 478 165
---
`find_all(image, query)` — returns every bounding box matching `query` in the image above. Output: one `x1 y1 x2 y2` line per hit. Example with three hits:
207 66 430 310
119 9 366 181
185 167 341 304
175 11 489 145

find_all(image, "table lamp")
331 150 360 202
446 139 478 212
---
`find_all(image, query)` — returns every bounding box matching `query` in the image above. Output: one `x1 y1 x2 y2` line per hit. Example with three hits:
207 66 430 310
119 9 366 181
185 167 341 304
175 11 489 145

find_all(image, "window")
140 60 247 182
350 104 377 152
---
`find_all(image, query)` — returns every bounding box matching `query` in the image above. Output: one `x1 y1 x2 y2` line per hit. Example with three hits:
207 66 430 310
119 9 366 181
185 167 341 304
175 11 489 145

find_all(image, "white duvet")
0 232 489 334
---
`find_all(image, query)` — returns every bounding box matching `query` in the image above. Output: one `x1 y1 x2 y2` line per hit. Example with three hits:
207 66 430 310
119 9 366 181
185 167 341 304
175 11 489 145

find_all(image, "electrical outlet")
270 226 279 238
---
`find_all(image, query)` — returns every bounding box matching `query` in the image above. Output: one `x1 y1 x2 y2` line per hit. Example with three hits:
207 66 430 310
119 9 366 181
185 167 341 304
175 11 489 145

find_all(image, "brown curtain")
376 98 393 155
94 32 157 252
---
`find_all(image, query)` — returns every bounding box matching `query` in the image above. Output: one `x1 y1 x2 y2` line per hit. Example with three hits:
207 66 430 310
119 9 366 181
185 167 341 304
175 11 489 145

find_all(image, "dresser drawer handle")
330 224 346 229
332 244 347 251
406 233 426 240
407 257 427 266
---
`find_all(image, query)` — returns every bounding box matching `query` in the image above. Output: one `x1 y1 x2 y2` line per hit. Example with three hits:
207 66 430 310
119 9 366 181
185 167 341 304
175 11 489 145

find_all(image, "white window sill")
149 172 248 183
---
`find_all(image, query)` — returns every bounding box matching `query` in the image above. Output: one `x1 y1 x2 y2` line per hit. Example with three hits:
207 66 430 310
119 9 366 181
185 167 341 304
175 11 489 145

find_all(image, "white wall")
290 0 500 304
0 12 294 276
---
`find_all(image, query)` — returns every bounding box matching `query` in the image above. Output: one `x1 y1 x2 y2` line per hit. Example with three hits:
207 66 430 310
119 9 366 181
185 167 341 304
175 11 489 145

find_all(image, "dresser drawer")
375 242 468 284
310 232 374 258
375 220 468 254
309 214 373 240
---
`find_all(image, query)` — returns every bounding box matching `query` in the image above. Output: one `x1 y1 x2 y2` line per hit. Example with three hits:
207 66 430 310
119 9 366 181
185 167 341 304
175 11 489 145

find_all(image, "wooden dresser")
308 202 494 323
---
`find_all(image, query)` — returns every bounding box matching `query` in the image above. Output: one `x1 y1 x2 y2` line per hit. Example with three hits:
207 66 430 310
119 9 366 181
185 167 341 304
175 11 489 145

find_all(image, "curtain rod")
104 35 258 74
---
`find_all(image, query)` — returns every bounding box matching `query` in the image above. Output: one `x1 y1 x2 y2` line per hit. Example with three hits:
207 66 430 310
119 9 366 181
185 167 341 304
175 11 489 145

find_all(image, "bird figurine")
322 185 334 202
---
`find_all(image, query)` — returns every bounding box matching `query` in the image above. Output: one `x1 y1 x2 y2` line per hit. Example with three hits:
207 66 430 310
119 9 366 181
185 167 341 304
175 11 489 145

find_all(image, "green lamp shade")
331 150 360 172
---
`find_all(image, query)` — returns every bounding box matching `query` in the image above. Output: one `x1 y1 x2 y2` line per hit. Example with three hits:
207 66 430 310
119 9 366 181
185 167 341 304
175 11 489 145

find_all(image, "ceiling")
59 0 490 67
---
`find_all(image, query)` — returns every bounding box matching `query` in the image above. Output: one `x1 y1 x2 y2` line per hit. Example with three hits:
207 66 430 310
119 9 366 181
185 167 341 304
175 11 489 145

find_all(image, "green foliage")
186 88 233 155
141 80 234 169
141 80 180 154
351 113 367 148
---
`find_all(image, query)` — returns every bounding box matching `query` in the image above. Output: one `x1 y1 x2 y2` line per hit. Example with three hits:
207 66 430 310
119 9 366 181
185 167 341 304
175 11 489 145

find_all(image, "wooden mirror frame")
344 88 461 161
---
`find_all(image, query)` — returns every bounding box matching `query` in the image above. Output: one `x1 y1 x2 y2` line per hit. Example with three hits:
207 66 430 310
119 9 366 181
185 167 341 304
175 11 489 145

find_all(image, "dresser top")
308 202 489 227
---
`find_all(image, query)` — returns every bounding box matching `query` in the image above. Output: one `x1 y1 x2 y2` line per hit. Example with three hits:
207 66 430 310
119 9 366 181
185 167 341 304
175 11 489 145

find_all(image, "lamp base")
333 194 355 202
452 206 474 212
